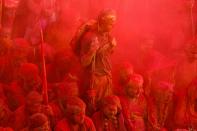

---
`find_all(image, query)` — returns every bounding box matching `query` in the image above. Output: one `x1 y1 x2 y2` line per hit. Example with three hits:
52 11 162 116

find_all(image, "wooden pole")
40 21 48 105
190 0 195 38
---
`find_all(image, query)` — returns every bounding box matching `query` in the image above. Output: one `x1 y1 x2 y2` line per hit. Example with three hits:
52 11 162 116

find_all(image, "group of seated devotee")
0 33 196 131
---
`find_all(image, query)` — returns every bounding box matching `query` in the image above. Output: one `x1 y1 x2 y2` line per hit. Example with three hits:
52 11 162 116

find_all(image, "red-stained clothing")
0 103 13 127
173 90 189 129
5 81 41 111
12 105 54 130
55 116 96 131
92 111 127 131
80 31 114 77
119 95 147 131
6 82 26 111
185 80 197 129
146 94 173 131
80 31 114 106
173 57 197 129
12 106 30 130
0 84 9 106
49 101 64 125
174 57 197 91
0 127 14 131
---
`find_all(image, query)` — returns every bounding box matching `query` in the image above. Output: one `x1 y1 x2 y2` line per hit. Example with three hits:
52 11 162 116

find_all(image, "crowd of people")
0 0 197 131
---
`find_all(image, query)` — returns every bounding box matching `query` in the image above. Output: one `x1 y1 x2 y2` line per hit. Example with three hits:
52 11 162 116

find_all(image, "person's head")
97 9 116 33
64 97 86 125
18 63 41 93
57 79 79 101
119 62 134 85
124 74 143 98
101 95 121 119
26 91 43 115
29 113 50 131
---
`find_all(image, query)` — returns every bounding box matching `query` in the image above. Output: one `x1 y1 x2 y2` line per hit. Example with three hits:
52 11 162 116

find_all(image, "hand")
111 38 117 47
90 37 99 52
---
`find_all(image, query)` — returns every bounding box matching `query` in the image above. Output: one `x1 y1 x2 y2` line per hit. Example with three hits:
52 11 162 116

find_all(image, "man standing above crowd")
71 9 117 115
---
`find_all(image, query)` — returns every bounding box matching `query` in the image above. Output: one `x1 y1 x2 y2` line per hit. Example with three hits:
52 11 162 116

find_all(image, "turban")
64 97 86 114
98 9 116 25
101 95 121 111
126 73 144 88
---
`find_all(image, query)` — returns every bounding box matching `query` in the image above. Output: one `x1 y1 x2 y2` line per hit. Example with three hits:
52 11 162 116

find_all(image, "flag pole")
190 0 195 38
40 21 48 105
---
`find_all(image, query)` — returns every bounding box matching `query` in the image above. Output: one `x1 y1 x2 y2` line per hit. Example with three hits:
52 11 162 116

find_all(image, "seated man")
119 73 147 131
7 62 42 111
55 97 96 131
147 81 174 130
12 91 53 130
92 95 127 131
49 78 79 124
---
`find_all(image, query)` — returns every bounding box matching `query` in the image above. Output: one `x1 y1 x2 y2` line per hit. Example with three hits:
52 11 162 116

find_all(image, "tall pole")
40 21 48 105
188 2 196 129
190 0 195 38
0 0 2 28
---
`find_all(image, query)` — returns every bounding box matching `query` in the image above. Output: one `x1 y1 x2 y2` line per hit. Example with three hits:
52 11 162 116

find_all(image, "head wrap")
126 73 144 88
101 95 121 112
64 97 86 114
98 9 116 25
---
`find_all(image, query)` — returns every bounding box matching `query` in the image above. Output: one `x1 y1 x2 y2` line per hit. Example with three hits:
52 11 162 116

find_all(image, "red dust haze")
60 0 196 65
54 0 197 93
